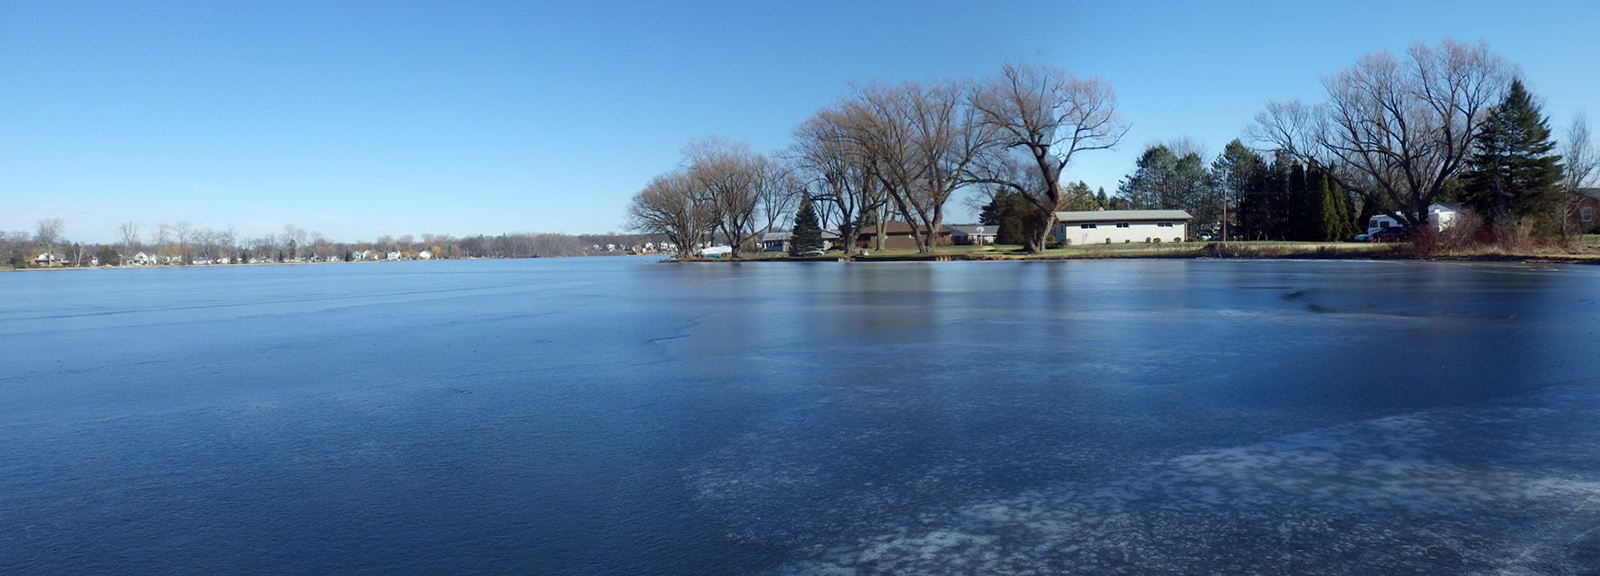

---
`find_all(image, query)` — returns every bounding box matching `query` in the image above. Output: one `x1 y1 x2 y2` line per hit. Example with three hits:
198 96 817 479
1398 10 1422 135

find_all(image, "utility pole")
1221 184 1229 244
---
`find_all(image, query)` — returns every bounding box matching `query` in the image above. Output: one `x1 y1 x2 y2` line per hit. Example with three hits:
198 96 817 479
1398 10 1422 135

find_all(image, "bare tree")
791 105 889 255
220 226 239 263
115 221 140 260
174 221 193 265
752 155 801 239
969 64 1128 252
34 218 65 264
683 137 764 257
626 170 714 259
1560 112 1598 236
1251 39 1515 228
848 80 997 253
150 224 174 264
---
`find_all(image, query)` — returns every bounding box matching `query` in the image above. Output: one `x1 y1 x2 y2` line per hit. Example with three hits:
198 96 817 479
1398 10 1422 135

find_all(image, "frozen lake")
2 257 1599 575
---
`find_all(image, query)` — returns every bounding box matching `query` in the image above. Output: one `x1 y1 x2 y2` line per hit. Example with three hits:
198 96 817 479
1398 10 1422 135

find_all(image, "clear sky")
2 0 1595 243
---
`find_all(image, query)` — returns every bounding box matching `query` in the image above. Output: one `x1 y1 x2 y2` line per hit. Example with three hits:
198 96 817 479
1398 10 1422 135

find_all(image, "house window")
1116 222 1130 228
1080 223 1097 229
1157 222 1173 228
1583 206 1594 223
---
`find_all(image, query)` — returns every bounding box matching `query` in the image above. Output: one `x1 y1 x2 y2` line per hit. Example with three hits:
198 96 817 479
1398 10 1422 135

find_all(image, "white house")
1051 210 1193 245
386 251 402 261
418 250 433 260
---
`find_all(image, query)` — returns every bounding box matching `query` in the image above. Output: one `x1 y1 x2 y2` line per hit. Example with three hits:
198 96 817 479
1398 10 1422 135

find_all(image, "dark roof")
1054 210 1193 223
759 229 839 242
856 221 952 235
945 224 999 236
1577 188 1600 201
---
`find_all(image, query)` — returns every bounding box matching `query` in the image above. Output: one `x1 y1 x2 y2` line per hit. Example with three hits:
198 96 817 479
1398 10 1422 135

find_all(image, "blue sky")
2 0 1595 243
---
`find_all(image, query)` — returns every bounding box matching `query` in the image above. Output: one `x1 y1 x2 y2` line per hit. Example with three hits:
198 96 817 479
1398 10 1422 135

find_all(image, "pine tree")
1212 140 1262 241
1463 80 1565 228
1312 168 1343 241
996 193 1039 245
978 192 1008 225
1286 164 1311 240
789 197 824 255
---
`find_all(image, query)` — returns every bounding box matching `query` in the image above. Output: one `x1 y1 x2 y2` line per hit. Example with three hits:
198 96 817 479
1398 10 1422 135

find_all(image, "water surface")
2 258 1598 574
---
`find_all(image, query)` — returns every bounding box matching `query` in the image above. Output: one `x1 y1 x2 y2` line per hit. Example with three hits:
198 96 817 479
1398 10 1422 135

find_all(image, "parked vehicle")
1367 227 1411 243
799 249 827 257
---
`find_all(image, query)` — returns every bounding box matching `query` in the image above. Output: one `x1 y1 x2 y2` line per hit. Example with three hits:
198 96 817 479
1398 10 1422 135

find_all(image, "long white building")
1052 210 1194 245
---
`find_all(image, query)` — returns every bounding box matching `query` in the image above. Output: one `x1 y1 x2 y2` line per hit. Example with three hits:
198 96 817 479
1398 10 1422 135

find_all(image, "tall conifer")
1463 80 1565 228
789 197 824 255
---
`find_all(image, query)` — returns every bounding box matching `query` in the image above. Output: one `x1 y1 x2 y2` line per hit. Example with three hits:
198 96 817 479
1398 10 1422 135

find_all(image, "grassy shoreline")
669 238 1600 265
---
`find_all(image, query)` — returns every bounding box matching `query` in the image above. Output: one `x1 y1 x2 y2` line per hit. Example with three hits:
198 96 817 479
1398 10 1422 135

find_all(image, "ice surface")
2 258 1598 575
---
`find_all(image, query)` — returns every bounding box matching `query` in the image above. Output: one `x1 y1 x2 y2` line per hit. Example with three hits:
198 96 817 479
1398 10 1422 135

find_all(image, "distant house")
32 252 64 267
946 224 998 245
418 250 433 260
855 222 953 249
758 228 842 252
1052 210 1193 245
130 252 157 266
1569 188 1600 234
386 251 402 261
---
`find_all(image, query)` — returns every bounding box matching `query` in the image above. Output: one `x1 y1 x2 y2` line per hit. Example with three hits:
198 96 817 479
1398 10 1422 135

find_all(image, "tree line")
628 63 1130 258
632 41 1598 256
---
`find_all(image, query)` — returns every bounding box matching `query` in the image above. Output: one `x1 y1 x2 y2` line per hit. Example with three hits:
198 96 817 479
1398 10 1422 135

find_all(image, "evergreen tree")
1286 163 1311 240
96 246 120 266
1065 181 1100 210
996 192 1041 245
1212 140 1262 240
1095 188 1109 209
1462 80 1565 228
978 192 1008 225
789 197 824 255
1308 167 1340 241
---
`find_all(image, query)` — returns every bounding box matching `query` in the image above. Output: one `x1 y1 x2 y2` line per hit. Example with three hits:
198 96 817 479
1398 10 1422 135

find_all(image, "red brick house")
854 222 953 249
1569 188 1600 234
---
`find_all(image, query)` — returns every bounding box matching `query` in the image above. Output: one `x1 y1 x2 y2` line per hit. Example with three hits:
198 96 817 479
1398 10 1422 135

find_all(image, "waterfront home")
855 222 953 249
946 224 998 245
1052 210 1193 245
1569 188 1599 234
32 253 64 267
758 228 841 252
